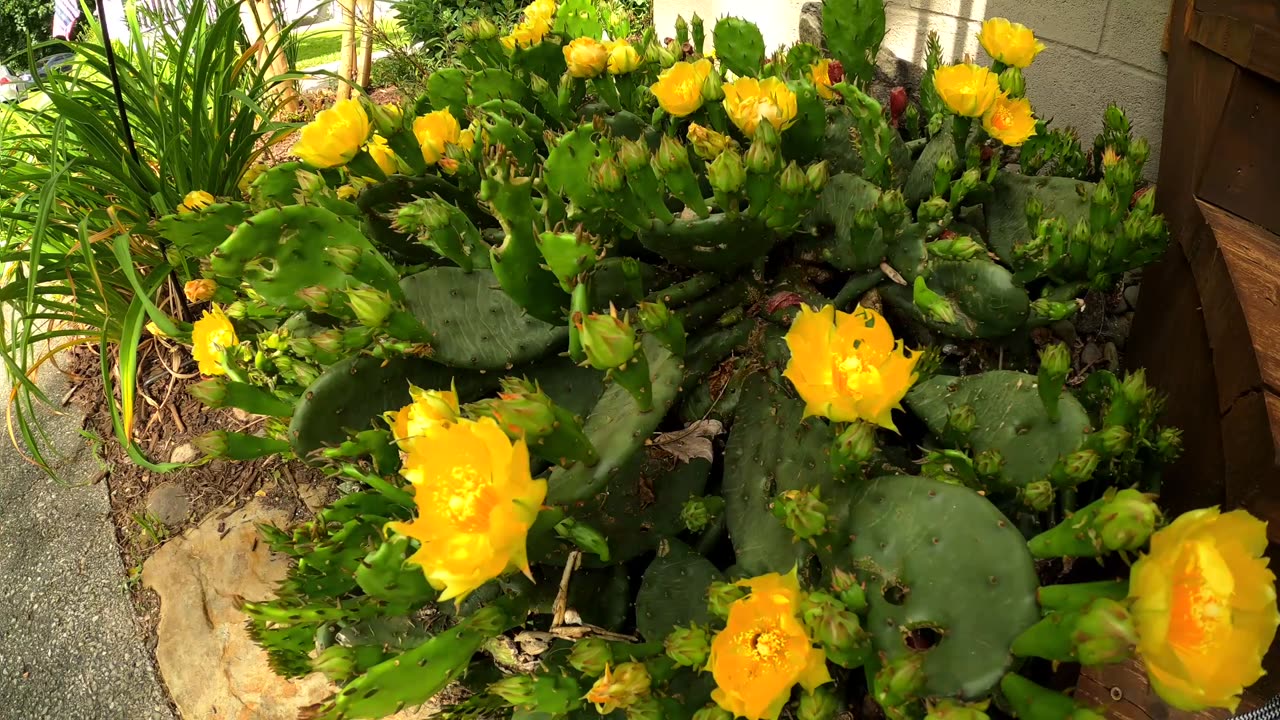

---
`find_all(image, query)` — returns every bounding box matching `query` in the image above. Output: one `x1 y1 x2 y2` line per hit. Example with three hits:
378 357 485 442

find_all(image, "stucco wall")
651 0 1169 177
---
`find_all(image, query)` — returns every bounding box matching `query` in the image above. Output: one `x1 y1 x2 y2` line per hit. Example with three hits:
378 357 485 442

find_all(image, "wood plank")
1078 661 1230 720
1196 73 1280 235
1190 10 1280 82
336 0 358 101
1221 390 1280 538
355 0 375 88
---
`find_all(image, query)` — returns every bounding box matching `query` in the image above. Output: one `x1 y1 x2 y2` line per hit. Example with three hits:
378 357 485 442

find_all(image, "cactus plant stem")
340 465 415 509
1036 581 1129 614
834 270 886 309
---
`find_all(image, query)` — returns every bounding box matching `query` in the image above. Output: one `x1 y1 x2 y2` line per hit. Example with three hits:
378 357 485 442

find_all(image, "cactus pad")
822 0 886 85
905 371 1091 492
986 173 1093 265
821 475 1039 700
881 259 1031 339
804 173 884 272
713 17 765 79
156 202 251 257
636 538 723 641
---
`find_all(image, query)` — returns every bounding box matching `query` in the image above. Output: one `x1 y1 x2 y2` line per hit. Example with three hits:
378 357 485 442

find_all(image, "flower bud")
569 637 613 677
1094 425 1131 457
1020 479 1055 512
948 404 977 434
313 645 362 683
687 122 736 160
876 188 907 227
471 379 557 440
537 230 597 292
664 625 711 668
1129 136 1150 167
975 449 1005 478
326 244 362 274
779 161 809 196
1120 370 1150 408
628 698 664 720
889 86 908 123
680 495 725 533
554 517 611 561
799 590 844 631
591 156 625 193
875 653 925 708
833 421 877 471
806 161 830 193
489 676 537 707
472 17 499 41
1155 427 1182 462
653 135 691 176
466 604 509 634
707 148 746 193
192 430 229 457
830 568 867 614
637 301 686 356
927 699 991 720
917 196 951 224
617 138 650 173
799 686 843 720
1025 195 1045 228
1072 598 1137 666
707 581 746 618
393 197 451 235
1104 103 1128 134
999 67 1025 97
674 15 689 45
745 137 780 175
754 118 781 147
585 662 651 714
914 276 957 324
1097 488 1159 551
693 705 734 720
368 101 403 136
346 287 394 327
772 488 828 540
184 279 217 303
574 306 637 370
1030 298 1078 322
927 236 984 261
1062 449 1101 485
701 63 725 102
189 377 228 407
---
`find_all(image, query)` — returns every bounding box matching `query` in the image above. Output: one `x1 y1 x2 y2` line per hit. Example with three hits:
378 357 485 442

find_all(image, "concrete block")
653 0 809 55
1099 0 1169 74
881 3 984 69
1023 40 1167 178
907 0 1109 52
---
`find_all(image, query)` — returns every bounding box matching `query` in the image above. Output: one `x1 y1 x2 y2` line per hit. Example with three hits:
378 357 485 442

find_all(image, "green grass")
294 19 414 69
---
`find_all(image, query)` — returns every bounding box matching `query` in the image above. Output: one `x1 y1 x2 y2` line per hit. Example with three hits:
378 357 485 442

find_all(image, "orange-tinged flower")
722 77 799 137
606 40 642 75
413 110 463 166
687 122 737 160
1130 507 1279 712
982 94 1037 146
388 416 546 602
783 304 920 430
367 133 399 175
179 190 214 213
293 98 372 169
978 18 1045 69
650 59 713 117
385 384 460 449
563 37 609 78
932 64 1001 118
708 571 832 720
810 60 836 100
184 279 217 303
584 662 651 713
191 305 238 376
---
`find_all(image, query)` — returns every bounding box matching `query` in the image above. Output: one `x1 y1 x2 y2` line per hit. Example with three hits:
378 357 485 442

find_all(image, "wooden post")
336 0 358 100
240 0 300 113
355 0 376 88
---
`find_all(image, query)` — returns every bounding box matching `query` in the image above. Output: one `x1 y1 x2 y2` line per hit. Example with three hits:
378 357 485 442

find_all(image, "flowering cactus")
154 1 1279 718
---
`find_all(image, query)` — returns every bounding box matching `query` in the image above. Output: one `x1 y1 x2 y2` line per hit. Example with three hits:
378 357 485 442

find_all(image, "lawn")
293 18 412 69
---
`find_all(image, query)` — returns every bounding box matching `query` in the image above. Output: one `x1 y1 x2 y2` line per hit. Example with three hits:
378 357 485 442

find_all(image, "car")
35 52 75 78
0 65 32 103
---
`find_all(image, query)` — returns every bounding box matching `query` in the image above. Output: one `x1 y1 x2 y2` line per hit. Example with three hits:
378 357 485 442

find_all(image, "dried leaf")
652 419 724 464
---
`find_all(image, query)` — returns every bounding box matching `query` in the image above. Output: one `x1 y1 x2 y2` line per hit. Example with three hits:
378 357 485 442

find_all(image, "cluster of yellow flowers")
501 0 556 51
291 99 474 175
562 37 643 78
191 305 239 376
651 62 801 138
384 386 547 602
931 18 1044 146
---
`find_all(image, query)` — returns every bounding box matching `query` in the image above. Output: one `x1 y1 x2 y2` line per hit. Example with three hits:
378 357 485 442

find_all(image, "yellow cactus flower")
708 571 832 720
336 184 359 200
606 40 642 75
1102 146 1120 168
563 37 609 78
385 384 460 449
782 304 920 429
722 77 799 137
367 134 399 176
387 417 547 602
145 321 168 338
191 305 238 376
183 279 217 303
178 190 215 213
650 59 713 117
978 18 1046 69
501 0 556 50
1129 507 1279 712
687 122 737 160
413 110 463 166
292 98 372 169
459 125 477 153
932 64 1001 118
982 94 1037 146
810 59 836 100
237 163 266 198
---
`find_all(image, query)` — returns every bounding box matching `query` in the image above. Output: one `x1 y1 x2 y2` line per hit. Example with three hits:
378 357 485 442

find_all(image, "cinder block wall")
651 0 1169 177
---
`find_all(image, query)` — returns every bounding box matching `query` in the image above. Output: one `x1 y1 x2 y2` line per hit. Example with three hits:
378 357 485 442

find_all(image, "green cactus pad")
713 17 765 79
288 354 493 458
822 0 886 84
469 69 527 106
986 173 1093 265
249 161 307 208
804 173 884 272
553 0 603 37
904 128 960 206
546 335 685 505
545 125 603 210
636 538 723 641
156 202 251 257
723 374 838 575
905 371 1091 492
427 68 468 123
881 259 1031 339
639 215 778 273
821 475 1039 700
522 355 607 422
212 204 402 311
357 174 485 263
354 535 436 606
400 267 567 371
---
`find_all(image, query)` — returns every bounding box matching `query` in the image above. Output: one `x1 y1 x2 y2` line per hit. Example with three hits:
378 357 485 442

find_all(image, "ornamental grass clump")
149 2 1277 718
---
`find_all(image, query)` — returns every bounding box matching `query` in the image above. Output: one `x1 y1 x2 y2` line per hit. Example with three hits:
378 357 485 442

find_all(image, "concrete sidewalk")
0 368 174 720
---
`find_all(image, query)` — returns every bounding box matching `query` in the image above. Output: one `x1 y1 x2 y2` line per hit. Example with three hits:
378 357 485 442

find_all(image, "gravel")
0 367 174 720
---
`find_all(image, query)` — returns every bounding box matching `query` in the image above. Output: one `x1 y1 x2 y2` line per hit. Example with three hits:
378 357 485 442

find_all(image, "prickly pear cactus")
162 2 1258 719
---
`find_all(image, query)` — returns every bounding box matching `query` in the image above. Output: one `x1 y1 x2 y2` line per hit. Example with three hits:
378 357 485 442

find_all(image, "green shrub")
393 0 521 48
0 0 55 69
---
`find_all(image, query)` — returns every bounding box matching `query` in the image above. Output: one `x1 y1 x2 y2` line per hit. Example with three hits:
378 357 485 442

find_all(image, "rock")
1123 285 1141 311
798 2 824 49
1074 291 1106 335
142 495 431 720
1050 319 1078 347
1103 342 1120 371
169 443 198 464
145 483 189 530
1107 313 1134 350
297 482 334 514
1081 342 1104 366
230 408 252 422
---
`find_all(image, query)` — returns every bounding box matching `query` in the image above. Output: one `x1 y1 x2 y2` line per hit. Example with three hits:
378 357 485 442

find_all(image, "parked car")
0 66 32 103
35 53 75 78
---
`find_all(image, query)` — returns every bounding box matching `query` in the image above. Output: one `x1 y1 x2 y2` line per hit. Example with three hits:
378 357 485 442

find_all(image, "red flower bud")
981 145 994 162
827 60 845 85
889 86 908 124
766 291 805 315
